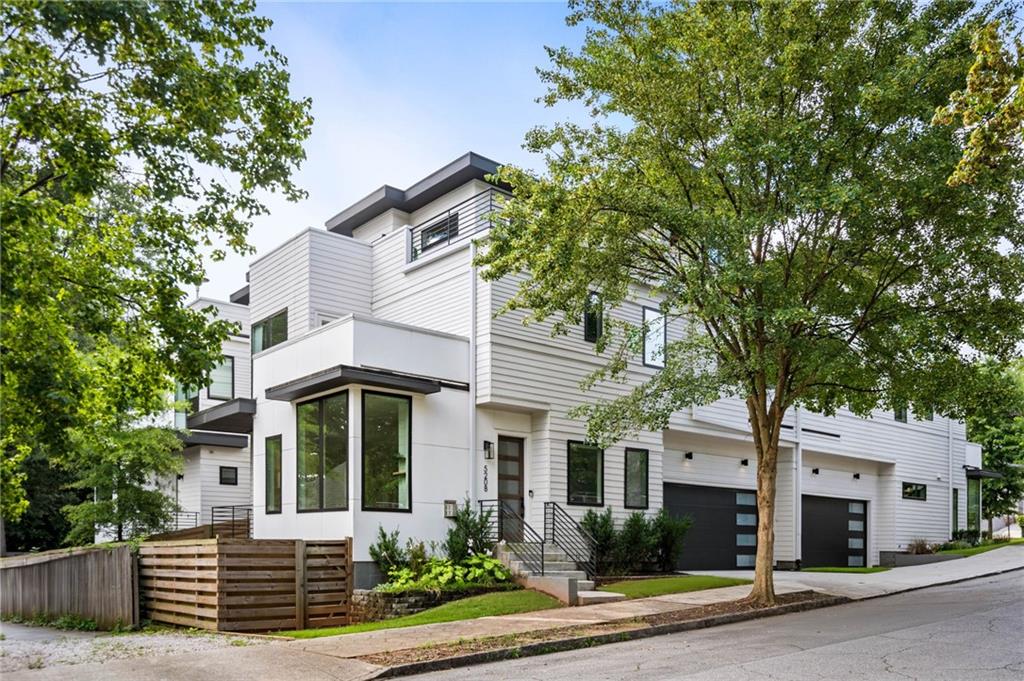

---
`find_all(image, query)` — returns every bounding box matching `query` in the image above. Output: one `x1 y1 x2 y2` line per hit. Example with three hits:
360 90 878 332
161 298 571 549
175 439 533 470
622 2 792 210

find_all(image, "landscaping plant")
369 526 407 577
581 507 691 575
379 555 514 595
581 507 617 575
442 500 494 562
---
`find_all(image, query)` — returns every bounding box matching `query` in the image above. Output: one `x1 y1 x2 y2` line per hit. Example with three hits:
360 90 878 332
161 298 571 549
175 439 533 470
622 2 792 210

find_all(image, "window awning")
180 431 249 449
186 398 256 434
265 364 466 402
964 465 1002 480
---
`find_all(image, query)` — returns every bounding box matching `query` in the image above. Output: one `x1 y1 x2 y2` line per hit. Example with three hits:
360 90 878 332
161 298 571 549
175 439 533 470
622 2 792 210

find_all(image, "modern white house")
204 152 987 587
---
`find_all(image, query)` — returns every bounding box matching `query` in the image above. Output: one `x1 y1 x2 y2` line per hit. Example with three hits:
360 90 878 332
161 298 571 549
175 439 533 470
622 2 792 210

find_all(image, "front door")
497 437 525 542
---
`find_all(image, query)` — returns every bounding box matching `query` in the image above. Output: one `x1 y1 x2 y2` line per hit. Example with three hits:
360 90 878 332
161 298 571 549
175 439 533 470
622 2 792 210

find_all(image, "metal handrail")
408 188 509 262
544 502 596 578
168 511 199 531
479 499 545 576
211 504 252 538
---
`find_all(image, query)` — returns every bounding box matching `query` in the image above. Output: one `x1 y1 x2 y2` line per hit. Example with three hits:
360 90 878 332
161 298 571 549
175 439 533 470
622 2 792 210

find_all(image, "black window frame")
642 306 667 368
567 440 604 507
420 213 459 254
207 355 235 400
361 390 413 513
219 466 238 486
265 435 282 514
624 447 649 509
583 291 603 343
296 391 349 513
902 481 927 501
252 309 288 354
894 406 908 423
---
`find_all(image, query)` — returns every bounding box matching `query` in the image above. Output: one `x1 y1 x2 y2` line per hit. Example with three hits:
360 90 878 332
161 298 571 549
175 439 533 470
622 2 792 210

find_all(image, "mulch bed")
360 590 839 671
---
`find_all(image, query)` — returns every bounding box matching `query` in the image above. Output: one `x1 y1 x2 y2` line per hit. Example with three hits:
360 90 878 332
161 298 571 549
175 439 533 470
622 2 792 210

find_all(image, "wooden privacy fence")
138 538 351 632
0 545 138 629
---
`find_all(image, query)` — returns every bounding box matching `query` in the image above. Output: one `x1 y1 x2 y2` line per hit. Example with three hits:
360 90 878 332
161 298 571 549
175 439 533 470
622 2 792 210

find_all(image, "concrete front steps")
496 541 626 606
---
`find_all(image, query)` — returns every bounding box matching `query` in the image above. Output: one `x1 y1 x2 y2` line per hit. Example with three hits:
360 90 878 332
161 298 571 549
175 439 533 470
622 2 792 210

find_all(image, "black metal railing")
544 502 596 578
408 188 509 262
167 511 199 531
479 499 545 576
211 504 252 538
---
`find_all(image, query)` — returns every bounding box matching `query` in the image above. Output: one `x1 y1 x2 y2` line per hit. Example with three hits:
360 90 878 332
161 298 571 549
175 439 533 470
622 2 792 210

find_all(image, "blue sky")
200 1 584 300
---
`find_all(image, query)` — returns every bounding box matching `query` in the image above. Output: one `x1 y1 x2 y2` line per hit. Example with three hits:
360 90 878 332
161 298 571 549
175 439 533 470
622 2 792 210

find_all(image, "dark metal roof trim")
229 285 250 305
180 431 249 449
186 398 257 434
964 465 1002 480
265 364 468 401
324 152 509 236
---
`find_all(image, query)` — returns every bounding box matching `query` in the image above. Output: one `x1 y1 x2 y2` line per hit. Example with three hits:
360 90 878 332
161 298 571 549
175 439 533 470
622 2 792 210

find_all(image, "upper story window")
584 291 603 343
219 466 238 486
174 382 198 429
624 448 649 509
922 407 934 421
297 392 349 512
894 406 908 423
642 307 666 368
419 213 459 254
208 356 234 400
362 391 412 512
252 309 287 354
902 482 927 501
567 441 604 506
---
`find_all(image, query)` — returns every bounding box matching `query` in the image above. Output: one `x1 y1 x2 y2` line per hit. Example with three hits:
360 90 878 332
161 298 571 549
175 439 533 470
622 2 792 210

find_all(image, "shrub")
614 512 656 574
581 507 616 575
369 526 407 576
907 538 933 554
651 508 693 572
951 529 979 546
378 554 513 595
406 539 431 575
443 500 494 562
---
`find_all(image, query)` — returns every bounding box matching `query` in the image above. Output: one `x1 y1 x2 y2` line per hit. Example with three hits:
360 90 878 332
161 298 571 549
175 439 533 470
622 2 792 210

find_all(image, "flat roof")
324 152 509 236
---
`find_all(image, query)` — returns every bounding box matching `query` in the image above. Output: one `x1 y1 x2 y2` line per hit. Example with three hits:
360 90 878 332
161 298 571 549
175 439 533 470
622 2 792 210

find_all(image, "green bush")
951 529 980 546
581 507 692 575
581 507 616 575
615 512 656 574
651 508 693 572
442 500 494 562
368 526 407 576
378 554 514 595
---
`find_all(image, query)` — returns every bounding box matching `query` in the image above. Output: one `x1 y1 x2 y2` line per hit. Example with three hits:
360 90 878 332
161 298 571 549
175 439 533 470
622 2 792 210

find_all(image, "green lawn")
801 566 891 574
278 589 561 639
598 575 751 599
937 538 1024 557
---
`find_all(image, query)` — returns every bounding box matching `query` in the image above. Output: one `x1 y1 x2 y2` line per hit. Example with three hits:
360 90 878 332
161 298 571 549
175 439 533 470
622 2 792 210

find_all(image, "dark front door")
664 483 758 570
497 437 525 542
801 495 867 568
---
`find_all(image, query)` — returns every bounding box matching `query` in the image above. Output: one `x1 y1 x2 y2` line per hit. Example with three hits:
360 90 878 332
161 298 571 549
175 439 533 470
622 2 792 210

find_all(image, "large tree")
0 1 312 531
479 0 1024 604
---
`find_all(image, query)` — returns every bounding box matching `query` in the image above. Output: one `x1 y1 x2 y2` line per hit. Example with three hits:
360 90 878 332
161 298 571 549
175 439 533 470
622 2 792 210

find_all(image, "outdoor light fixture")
740 459 749 467
812 468 820 475
443 500 458 518
483 440 494 460
684 451 694 460
853 473 861 480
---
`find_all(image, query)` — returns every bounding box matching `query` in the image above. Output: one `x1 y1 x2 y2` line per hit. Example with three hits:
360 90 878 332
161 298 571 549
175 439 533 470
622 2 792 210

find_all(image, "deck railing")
210 505 252 538
408 188 509 262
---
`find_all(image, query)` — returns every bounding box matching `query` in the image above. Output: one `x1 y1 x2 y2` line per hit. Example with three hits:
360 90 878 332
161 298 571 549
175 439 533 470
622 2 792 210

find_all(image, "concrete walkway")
8 545 1022 681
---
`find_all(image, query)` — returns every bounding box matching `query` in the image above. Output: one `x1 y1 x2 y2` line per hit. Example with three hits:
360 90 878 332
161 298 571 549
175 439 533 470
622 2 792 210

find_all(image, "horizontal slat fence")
0 545 137 629
139 538 351 632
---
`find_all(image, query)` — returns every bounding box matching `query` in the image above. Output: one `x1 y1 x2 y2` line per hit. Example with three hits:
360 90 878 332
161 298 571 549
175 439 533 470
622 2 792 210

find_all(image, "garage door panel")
665 483 757 570
802 495 867 568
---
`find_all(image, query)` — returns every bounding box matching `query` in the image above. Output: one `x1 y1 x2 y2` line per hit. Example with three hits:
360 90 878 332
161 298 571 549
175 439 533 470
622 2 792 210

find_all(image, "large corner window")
208 356 234 400
902 481 927 501
252 309 288 353
584 291 603 343
567 441 603 506
297 392 348 512
362 391 412 512
966 478 980 534
642 307 666 368
265 435 282 514
624 448 649 509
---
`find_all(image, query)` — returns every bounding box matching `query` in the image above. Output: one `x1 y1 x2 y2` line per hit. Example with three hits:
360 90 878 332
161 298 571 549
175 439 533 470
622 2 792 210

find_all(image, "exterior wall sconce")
443 499 458 518
740 459 749 467
684 451 694 460
483 440 494 460
812 468 820 475
853 473 860 480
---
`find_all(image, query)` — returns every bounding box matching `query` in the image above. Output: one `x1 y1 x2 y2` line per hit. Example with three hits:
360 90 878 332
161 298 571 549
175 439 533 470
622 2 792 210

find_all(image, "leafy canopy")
0 1 312 520
965 361 1024 522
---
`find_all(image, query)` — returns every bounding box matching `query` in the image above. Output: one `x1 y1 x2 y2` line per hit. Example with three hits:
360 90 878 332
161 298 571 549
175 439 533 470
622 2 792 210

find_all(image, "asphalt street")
411 570 1024 681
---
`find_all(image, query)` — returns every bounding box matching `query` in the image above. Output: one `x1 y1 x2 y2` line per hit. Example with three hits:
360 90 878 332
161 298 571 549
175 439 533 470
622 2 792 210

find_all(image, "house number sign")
483 464 488 493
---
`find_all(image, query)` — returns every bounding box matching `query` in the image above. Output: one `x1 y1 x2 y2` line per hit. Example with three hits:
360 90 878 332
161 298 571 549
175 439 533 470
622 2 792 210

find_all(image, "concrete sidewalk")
8 545 1022 681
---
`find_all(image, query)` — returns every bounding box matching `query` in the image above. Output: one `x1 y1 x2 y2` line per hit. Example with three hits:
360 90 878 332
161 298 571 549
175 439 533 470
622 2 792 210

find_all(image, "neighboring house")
171 297 254 527
224 152 987 587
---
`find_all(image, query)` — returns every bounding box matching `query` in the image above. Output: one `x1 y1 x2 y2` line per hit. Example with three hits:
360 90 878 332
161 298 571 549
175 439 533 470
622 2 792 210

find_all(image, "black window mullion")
319 399 326 511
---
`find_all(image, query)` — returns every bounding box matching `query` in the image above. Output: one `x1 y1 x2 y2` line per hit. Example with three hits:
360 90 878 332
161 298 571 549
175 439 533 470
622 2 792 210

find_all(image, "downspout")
793 406 802 568
947 417 954 538
468 241 478 504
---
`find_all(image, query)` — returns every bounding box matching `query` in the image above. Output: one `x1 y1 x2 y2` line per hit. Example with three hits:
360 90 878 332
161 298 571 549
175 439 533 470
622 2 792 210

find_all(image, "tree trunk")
987 516 993 539
744 393 785 606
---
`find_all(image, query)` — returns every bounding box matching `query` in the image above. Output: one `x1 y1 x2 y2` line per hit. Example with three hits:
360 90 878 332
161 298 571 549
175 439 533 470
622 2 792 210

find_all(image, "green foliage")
951 529 981 546
0 0 312 521
63 425 183 544
478 0 1024 601
3 449 86 552
582 507 691 575
580 507 617 575
964 361 1024 522
599 575 750 599
378 554 514 595
651 508 694 573
3 612 98 631
368 526 407 577
442 500 494 562
613 512 656 574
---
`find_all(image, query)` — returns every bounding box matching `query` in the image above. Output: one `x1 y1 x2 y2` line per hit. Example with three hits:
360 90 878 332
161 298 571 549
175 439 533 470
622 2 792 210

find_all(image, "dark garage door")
801 495 867 568
664 483 757 570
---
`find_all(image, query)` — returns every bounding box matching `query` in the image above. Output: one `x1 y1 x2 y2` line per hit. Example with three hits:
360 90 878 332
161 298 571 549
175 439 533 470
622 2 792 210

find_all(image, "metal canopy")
964 465 1002 480
265 364 463 402
186 398 257 434
181 431 249 449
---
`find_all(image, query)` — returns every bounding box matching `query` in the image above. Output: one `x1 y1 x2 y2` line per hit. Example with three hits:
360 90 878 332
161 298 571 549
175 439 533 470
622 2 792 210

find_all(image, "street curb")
370 594 849 679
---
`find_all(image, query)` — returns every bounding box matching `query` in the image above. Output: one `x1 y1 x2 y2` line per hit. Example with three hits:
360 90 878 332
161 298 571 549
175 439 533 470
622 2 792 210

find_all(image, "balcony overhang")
180 431 249 449
186 398 256 434
265 364 467 402
964 465 1002 480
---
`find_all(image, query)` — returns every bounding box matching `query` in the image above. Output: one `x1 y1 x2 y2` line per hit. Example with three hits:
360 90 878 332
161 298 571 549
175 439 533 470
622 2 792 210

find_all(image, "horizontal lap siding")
307 230 373 325
250 233 311 337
